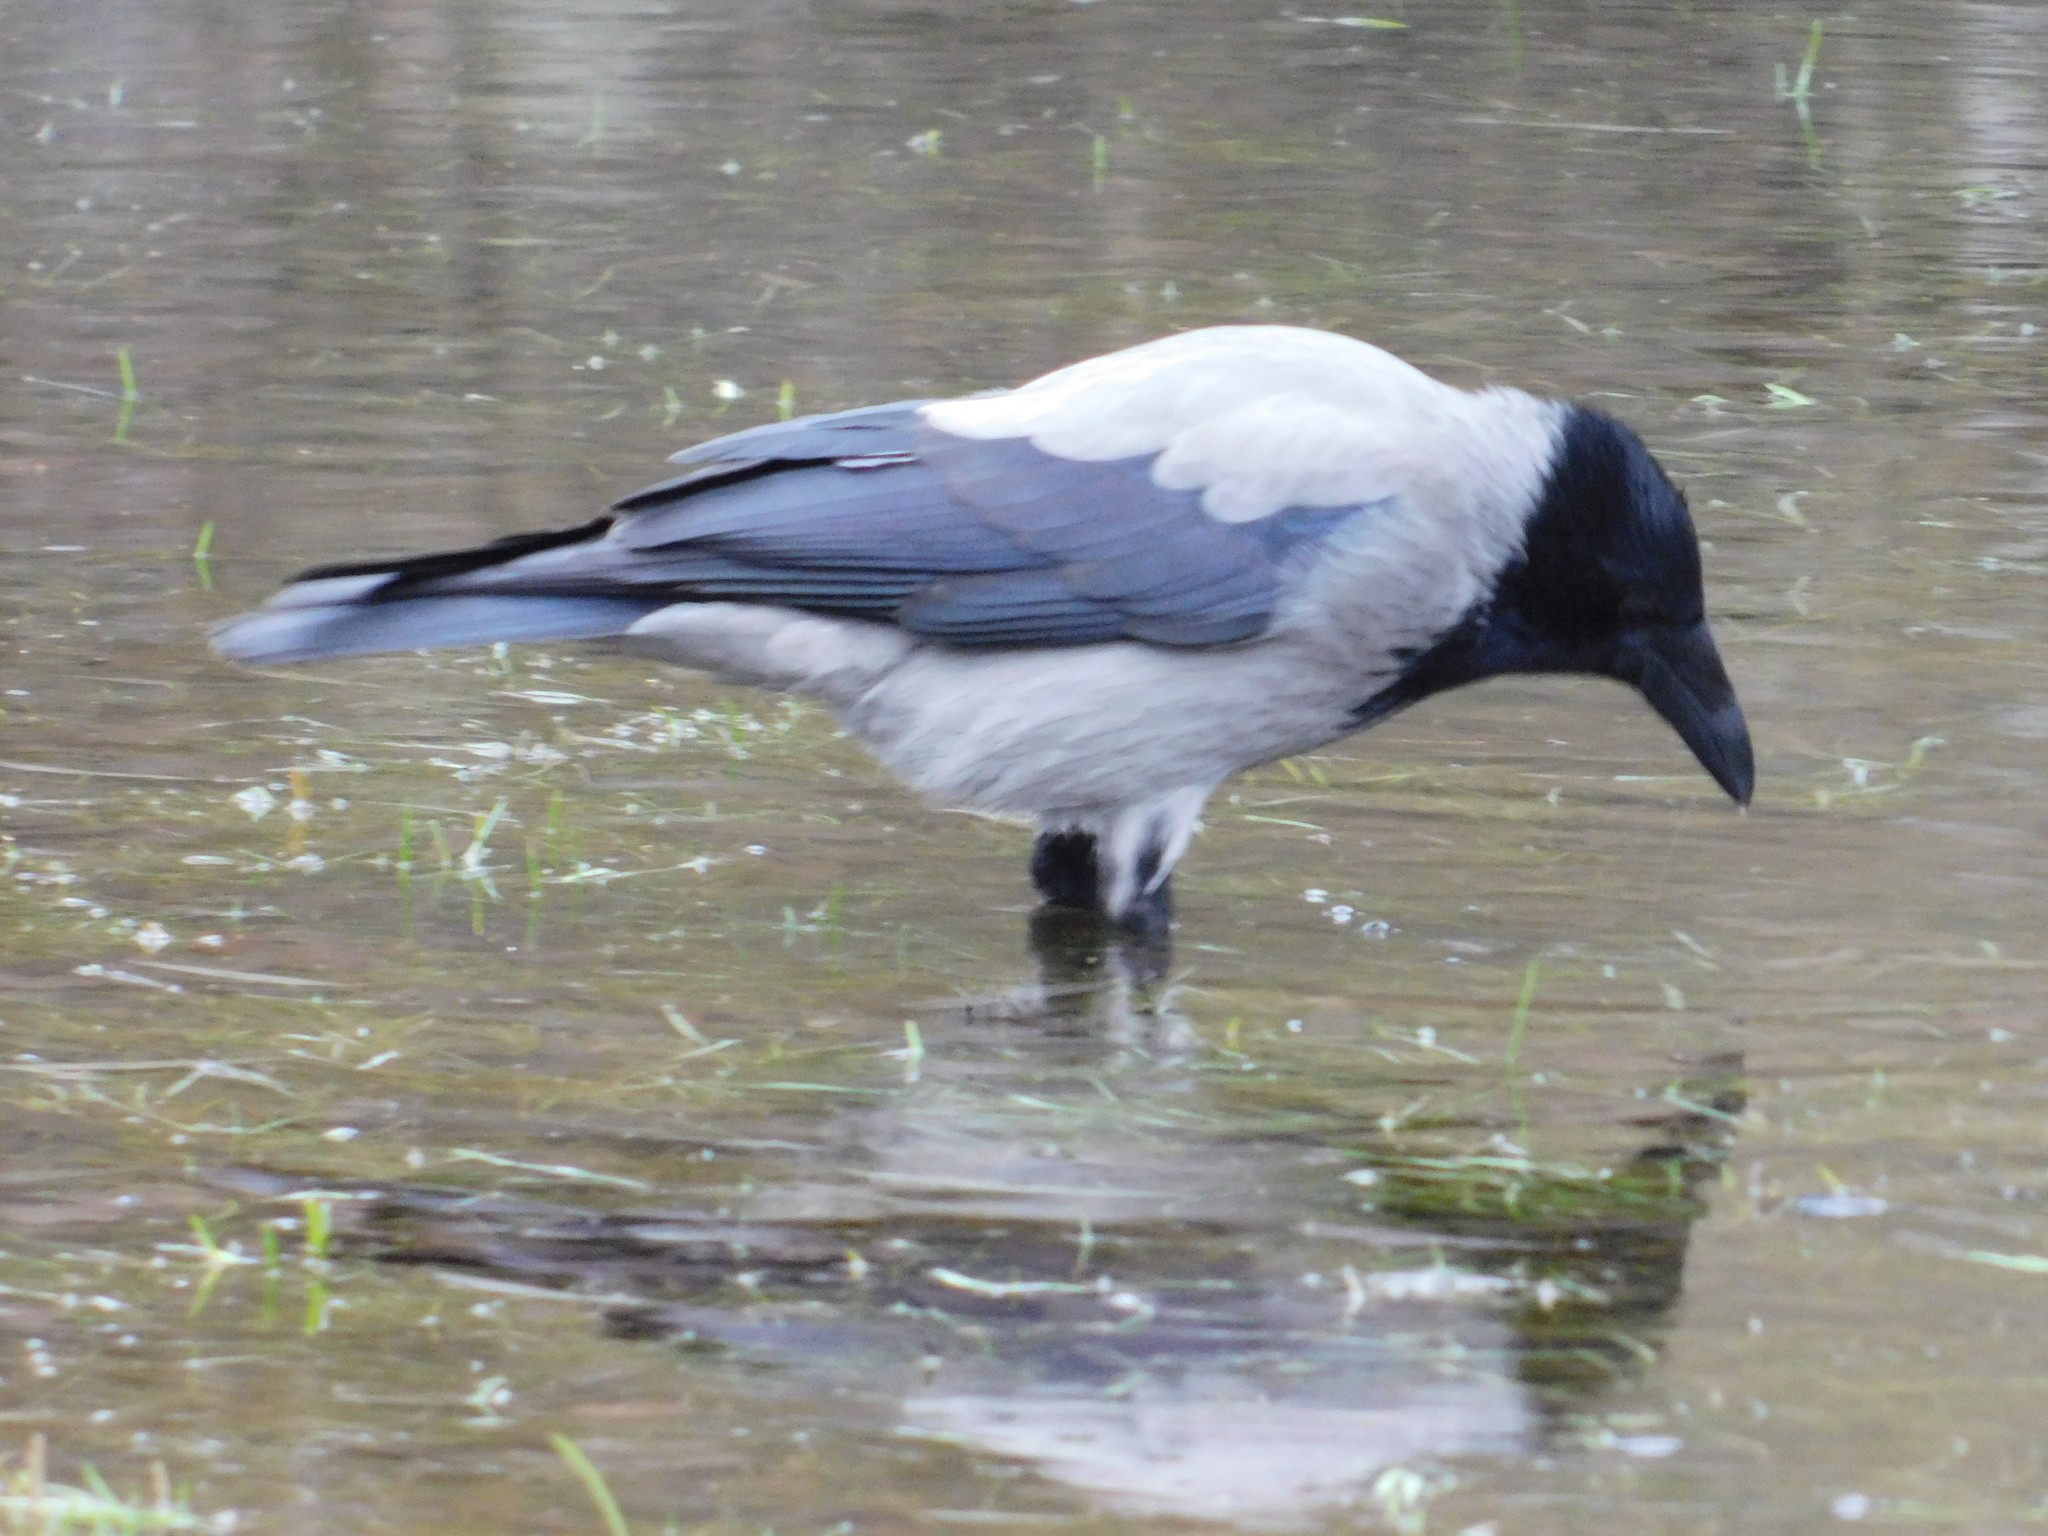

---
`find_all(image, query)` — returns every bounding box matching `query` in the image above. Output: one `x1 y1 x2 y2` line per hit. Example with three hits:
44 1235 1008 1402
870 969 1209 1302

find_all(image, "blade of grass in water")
1773 20 1825 165
1506 957 1540 1068
192 521 214 590
550 1435 632 1536
114 347 139 443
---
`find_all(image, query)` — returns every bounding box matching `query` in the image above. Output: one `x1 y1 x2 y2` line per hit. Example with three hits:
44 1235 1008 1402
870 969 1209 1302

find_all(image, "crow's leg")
1118 842 1175 943
1028 827 1172 938
1030 828 1101 911
1092 783 1212 932
1030 786 1209 940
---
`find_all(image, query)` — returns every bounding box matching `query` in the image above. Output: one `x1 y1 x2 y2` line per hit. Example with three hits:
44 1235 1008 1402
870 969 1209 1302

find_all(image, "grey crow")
215 326 1754 932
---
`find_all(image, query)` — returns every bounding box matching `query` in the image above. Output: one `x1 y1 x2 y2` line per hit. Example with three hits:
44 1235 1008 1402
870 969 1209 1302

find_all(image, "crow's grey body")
217 326 1749 927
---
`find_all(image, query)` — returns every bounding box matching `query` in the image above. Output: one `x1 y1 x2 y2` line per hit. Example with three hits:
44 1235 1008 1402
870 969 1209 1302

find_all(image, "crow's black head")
1364 407 1754 804
1500 409 1706 655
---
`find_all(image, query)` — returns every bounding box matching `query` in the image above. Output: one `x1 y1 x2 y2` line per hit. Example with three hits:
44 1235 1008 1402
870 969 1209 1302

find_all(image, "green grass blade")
1506 957 1540 1067
551 1434 632 1536
1795 19 1823 97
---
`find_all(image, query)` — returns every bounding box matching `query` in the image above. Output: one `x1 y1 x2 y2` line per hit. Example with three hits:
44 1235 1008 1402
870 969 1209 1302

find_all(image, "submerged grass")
1505 956 1540 1068
1774 19 1826 165
1370 1146 1703 1228
113 346 139 443
0 1436 223 1533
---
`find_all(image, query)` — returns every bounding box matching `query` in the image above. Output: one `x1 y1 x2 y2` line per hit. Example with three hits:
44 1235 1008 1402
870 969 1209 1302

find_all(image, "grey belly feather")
623 602 1373 914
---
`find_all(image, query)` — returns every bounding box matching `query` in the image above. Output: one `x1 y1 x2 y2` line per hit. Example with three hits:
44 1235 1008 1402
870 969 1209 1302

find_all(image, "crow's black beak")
1624 622 1754 805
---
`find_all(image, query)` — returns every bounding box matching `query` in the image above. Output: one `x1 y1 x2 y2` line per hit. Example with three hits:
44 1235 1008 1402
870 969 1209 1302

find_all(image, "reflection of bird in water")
214 922 1745 1528
216 325 1752 933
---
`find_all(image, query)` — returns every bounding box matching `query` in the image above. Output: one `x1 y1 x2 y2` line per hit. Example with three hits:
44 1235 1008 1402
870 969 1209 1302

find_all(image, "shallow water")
3 1 2047 1531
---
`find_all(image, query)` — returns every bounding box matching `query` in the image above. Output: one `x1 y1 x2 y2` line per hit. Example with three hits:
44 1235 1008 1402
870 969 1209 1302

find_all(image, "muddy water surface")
3 2 2048 1532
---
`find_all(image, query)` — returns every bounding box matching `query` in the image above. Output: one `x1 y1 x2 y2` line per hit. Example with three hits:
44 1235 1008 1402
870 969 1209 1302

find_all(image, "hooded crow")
215 326 1753 932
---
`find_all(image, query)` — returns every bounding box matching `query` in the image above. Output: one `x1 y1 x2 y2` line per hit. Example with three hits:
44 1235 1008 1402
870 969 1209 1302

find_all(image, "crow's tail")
210 518 665 665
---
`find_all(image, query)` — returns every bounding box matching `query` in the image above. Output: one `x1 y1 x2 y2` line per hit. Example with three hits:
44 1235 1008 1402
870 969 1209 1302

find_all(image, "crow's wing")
312 403 1386 650
218 328 1451 662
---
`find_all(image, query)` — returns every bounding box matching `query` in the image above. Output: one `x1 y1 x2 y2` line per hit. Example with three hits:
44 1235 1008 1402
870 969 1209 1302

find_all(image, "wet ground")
4 1 2048 1531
